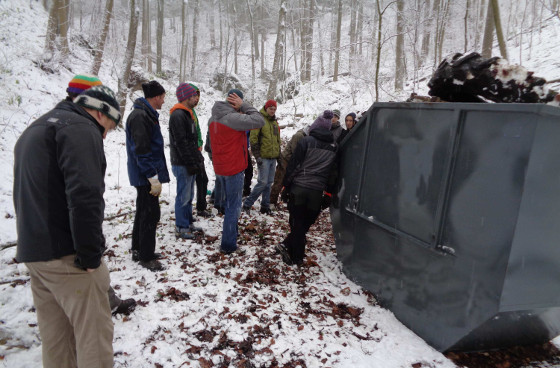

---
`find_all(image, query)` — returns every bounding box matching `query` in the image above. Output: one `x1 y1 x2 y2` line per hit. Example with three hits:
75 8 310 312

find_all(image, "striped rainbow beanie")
67 74 102 95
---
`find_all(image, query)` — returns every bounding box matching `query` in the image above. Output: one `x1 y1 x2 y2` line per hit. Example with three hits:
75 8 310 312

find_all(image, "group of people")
12 72 358 367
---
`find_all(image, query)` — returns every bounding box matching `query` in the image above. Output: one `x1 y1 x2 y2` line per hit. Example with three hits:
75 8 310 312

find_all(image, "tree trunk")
91 0 114 75
333 0 342 82
490 0 507 59
464 0 469 52
394 0 405 91
58 0 69 56
44 0 60 56
349 0 357 56
357 0 364 55
481 0 494 58
191 0 200 77
117 0 139 117
246 0 256 96
209 0 216 48
156 0 163 74
147 0 152 73
179 0 187 82
141 0 149 70
267 0 287 99
375 0 384 102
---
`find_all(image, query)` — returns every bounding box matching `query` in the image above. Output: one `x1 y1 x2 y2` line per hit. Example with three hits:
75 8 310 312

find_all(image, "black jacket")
169 106 203 168
284 128 338 192
13 101 107 269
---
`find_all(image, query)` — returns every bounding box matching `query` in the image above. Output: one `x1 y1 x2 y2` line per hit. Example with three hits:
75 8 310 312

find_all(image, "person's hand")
186 165 201 175
226 93 243 110
256 157 263 166
148 177 162 196
86 268 96 273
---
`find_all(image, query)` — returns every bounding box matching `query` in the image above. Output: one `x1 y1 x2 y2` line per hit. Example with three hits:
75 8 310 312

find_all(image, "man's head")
227 89 244 111
264 99 277 117
176 82 200 108
142 80 166 110
332 109 341 124
74 85 121 138
66 74 102 100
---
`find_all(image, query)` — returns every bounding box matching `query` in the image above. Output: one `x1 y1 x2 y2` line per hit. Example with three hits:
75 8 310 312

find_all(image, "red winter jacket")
208 101 264 176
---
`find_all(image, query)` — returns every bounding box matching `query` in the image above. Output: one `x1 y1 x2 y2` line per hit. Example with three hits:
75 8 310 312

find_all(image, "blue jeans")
214 175 225 211
172 165 196 230
243 158 276 209
216 171 244 252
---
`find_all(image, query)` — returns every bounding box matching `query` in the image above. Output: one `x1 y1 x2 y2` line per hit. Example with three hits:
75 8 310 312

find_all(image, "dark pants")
243 156 253 196
195 165 209 212
283 185 322 263
132 185 160 261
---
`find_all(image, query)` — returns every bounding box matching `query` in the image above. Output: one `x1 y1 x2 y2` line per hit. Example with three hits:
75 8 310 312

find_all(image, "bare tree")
191 0 200 77
333 0 342 82
394 0 405 90
481 0 494 57
300 0 314 83
246 0 256 94
490 0 508 59
117 0 139 117
156 0 164 74
267 0 287 99
91 0 114 75
179 0 188 82
141 0 152 73
44 0 69 57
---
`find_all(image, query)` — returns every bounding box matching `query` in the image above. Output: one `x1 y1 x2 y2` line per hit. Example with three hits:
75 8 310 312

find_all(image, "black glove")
186 165 201 175
321 193 332 210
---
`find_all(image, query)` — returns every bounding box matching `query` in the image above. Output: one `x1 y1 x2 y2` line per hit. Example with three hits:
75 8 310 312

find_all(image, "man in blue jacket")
125 80 170 271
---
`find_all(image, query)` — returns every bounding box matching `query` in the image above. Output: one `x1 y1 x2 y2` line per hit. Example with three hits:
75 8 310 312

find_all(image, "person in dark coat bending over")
125 80 170 271
277 110 338 265
13 85 121 368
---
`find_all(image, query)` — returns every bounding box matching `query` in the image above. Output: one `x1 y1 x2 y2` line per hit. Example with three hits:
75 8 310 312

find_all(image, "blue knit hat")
227 88 244 100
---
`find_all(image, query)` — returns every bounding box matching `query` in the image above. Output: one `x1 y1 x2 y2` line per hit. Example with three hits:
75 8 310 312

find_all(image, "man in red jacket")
208 89 264 253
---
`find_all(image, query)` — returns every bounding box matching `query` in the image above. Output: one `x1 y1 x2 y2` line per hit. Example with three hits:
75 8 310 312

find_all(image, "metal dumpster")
331 102 560 352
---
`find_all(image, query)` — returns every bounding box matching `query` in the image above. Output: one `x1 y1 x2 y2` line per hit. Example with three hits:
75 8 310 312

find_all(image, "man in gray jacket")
13 85 120 368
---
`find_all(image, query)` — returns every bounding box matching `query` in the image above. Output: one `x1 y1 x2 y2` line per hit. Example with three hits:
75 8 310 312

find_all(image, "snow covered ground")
1 1 560 367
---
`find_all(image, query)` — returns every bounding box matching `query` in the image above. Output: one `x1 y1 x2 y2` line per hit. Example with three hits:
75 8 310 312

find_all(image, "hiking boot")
139 259 164 271
260 207 272 215
275 243 291 262
189 224 204 232
197 210 213 218
220 248 237 255
132 251 162 262
113 298 136 316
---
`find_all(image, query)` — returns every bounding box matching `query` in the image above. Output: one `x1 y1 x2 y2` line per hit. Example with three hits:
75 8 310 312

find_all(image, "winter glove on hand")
256 157 263 166
186 165 201 175
148 177 162 196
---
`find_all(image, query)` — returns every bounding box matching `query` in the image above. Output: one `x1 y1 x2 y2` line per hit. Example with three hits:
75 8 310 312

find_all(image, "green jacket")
250 108 281 159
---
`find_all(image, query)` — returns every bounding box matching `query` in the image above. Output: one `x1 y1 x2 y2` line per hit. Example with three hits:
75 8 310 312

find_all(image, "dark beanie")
346 112 357 120
310 110 334 132
227 88 243 100
142 80 166 98
74 85 122 124
176 83 198 102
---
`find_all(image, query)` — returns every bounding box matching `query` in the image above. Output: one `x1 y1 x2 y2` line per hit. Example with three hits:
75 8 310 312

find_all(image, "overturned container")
331 102 560 352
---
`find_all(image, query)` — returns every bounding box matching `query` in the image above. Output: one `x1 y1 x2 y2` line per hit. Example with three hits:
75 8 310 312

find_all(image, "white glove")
148 177 162 196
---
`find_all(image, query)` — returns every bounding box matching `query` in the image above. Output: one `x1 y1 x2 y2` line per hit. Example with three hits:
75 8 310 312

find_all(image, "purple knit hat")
176 83 198 102
310 110 334 132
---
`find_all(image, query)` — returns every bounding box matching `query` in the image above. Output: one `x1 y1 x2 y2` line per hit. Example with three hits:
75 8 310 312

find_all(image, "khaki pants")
27 255 114 368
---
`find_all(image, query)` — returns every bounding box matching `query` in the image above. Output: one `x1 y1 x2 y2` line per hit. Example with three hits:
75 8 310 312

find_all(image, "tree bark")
117 0 139 118
394 0 405 90
333 0 342 82
179 0 187 82
156 0 164 74
191 0 200 77
91 0 114 75
490 0 508 59
267 0 287 99
481 0 494 58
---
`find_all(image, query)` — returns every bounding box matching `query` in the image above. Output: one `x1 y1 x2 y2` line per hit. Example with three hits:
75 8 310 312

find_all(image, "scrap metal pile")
426 52 558 103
